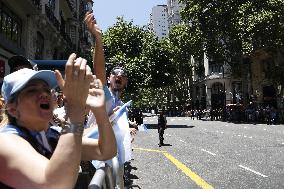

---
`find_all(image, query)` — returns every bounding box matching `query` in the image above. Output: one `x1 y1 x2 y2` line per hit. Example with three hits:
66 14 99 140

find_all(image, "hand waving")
84 12 102 38
86 76 105 112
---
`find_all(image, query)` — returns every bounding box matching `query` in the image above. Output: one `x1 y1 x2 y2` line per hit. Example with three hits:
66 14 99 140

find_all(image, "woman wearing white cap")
0 53 116 189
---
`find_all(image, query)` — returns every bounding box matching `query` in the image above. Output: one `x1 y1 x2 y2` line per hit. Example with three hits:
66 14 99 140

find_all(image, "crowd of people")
179 105 284 125
0 11 139 189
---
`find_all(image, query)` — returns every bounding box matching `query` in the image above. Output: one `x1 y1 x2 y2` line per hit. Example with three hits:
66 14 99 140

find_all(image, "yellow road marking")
134 147 214 189
163 152 214 189
133 147 167 153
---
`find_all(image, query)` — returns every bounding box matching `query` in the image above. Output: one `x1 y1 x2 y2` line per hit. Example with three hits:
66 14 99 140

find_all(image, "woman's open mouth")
40 103 50 110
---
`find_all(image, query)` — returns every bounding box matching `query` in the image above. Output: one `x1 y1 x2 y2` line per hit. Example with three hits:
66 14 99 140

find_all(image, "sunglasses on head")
111 69 127 77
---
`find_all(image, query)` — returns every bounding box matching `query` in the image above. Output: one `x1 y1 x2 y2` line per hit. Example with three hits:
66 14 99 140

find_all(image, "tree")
166 24 199 106
142 35 175 88
179 0 284 62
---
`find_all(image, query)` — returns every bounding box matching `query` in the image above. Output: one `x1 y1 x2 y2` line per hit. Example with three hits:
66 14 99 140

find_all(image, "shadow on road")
124 161 141 189
160 143 172 147
144 124 195 129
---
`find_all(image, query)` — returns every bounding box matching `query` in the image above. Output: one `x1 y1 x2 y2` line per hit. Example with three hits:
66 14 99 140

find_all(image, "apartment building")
167 0 184 29
148 5 169 39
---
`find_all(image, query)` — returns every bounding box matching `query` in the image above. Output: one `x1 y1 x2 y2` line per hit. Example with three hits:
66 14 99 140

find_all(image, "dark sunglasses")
111 69 127 77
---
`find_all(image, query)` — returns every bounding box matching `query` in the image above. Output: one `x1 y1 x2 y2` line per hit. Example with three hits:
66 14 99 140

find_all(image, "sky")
92 0 167 32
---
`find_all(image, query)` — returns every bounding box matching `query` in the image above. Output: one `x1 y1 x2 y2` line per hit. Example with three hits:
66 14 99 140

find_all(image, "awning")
31 60 67 70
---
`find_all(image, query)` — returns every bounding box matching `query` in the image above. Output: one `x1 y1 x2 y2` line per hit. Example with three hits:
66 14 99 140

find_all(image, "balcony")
45 4 60 31
60 0 77 19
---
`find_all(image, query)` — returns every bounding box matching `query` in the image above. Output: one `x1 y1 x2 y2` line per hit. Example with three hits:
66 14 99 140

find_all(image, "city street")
127 116 284 189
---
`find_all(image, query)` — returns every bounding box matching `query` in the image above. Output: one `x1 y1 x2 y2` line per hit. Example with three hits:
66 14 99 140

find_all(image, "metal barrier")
88 156 120 189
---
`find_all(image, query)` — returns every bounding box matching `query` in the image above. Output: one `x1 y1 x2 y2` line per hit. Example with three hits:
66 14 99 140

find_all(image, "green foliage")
169 24 203 60
166 24 196 105
179 0 284 87
103 17 145 60
179 0 284 61
142 36 175 88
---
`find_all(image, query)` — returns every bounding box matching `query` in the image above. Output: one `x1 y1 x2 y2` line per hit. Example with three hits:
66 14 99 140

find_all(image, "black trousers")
158 128 165 144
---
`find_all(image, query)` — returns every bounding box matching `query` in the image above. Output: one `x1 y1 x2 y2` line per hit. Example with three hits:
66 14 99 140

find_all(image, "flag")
85 100 133 166
138 124 148 132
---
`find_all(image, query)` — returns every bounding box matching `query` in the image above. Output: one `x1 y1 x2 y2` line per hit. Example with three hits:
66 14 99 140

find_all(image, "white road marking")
221 131 224 134
249 136 253 139
238 135 241 137
239 165 268 178
201 149 216 156
179 139 186 143
244 135 247 138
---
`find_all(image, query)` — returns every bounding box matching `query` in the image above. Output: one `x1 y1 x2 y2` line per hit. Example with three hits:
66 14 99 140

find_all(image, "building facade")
167 0 184 29
148 5 169 39
0 0 92 80
191 50 284 110
191 54 246 110
249 50 284 109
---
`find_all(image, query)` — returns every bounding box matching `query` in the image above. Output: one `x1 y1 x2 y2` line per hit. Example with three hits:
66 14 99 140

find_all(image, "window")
212 82 224 94
70 25 76 42
35 31 44 59
49 0 56 12
6 16 12 39
12 19 20 43
1 11 8 34
0 2 22 47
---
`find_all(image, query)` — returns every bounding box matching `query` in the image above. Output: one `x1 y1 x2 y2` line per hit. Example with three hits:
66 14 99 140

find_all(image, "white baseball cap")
1 68 58 103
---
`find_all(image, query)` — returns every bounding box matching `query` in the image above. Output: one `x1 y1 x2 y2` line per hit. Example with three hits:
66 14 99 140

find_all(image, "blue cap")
1 68 58 103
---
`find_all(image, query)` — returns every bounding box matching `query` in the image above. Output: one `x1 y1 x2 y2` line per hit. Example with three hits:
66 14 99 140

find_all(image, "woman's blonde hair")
0 95 17 127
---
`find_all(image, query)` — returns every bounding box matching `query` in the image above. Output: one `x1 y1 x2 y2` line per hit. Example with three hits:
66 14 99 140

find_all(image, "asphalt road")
126 116 284 189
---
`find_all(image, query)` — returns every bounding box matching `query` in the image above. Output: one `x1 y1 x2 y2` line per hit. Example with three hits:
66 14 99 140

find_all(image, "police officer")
158 111 167 147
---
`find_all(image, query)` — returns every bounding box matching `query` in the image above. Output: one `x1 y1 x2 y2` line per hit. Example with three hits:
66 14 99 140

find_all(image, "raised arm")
84 12 106 85
82 77 117 160
44 54 92 188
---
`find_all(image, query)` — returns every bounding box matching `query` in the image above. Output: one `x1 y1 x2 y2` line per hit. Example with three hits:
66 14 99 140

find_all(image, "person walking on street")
158 111 167 147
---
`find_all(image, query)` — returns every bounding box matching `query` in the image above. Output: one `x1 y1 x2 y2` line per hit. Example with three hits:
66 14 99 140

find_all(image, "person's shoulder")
0 129 32 154
0 130 46 172
104 86 113 101
0 124 22 135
